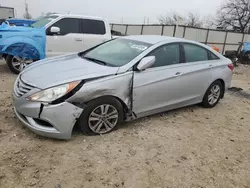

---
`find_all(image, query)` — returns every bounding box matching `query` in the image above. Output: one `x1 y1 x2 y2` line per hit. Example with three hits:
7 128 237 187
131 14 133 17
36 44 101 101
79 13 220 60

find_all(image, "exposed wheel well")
215 79 225 99
2 54 7 60
84 95 130 119
202 79 225 102
4 43 41 60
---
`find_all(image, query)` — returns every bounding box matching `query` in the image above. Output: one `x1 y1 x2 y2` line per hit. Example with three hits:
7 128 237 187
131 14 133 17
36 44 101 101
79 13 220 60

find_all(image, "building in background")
0 6 15 19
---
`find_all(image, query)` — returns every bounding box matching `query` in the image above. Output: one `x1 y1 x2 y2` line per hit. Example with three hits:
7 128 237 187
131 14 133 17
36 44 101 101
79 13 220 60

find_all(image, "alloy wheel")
88 104 119 134
12 56 33 72
208 85 221 105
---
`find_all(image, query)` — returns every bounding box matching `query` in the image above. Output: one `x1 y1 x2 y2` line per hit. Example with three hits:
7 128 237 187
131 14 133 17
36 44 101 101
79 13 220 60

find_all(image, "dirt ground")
0 60 250 188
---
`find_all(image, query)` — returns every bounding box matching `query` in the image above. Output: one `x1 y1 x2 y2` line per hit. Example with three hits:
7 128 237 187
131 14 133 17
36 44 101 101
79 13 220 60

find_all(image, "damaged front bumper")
13 95 83 140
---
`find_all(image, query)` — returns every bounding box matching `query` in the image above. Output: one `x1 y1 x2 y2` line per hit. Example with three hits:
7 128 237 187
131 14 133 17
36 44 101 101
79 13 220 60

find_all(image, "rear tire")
202 80 223 108
77 96 124 136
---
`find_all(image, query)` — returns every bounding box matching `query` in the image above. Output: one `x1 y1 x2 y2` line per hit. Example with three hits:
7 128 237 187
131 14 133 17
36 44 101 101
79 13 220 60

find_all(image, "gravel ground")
0 60 250 188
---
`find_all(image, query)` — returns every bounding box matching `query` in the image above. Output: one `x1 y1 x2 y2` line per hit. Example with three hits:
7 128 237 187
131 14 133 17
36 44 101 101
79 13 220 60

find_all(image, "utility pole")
23 0 32 19
25 0 28 14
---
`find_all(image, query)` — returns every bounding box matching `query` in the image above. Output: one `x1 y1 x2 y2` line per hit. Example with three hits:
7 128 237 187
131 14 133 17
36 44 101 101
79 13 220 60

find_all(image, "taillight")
228 64 234 71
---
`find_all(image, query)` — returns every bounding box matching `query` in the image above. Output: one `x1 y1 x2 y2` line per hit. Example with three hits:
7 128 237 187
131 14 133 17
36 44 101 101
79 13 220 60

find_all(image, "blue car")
0 22 46 73
6 18 36 27
225 42 250 64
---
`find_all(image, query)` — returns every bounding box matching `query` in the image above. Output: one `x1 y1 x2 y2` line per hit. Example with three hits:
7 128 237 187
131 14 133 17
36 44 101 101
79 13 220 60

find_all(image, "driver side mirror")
50 26 60 34
137 56 155 71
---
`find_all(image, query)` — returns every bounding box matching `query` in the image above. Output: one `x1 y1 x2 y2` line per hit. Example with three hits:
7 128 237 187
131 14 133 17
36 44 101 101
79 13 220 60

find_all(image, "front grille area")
14 77 35 97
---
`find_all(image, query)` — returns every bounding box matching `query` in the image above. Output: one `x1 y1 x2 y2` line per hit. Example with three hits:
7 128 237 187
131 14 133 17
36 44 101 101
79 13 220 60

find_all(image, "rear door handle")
75 38 82 41
175 72 182 76
209 64 213 67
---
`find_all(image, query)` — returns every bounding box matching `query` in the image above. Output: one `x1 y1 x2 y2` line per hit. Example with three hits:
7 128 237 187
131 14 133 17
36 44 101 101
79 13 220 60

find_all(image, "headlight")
27 81 80 102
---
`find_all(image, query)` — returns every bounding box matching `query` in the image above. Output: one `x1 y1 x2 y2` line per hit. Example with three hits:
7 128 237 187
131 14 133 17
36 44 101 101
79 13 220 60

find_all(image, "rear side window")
48 18 80 35
184 43 208 62
81 19 106 35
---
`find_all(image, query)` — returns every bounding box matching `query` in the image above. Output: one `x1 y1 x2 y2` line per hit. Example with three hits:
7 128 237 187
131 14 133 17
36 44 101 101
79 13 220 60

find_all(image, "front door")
46 18 84 57
133 43 185 117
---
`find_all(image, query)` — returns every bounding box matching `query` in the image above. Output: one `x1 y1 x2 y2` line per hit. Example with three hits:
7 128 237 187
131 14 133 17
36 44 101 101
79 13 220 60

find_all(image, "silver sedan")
13 35 233 139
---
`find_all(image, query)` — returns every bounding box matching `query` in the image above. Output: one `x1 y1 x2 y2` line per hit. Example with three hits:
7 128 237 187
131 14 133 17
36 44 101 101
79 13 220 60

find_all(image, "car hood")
21 54 120 89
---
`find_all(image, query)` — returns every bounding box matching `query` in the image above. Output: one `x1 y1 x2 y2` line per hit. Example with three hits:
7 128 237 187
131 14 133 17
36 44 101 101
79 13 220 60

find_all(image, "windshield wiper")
83 56 107 65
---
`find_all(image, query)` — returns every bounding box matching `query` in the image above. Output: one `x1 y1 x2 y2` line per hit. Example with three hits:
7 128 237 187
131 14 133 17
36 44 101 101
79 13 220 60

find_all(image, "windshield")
31 15 58 28
82 39 151 67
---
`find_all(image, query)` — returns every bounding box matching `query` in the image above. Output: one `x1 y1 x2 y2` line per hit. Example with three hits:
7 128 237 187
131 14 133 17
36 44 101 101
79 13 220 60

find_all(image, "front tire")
6 55 35 74
202 80 223 108
77 97 124 135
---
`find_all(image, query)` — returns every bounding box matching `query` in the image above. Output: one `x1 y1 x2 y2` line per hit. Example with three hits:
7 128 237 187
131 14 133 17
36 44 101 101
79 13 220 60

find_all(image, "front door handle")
75 38 82 41
175 72 182 76
209 64 213 68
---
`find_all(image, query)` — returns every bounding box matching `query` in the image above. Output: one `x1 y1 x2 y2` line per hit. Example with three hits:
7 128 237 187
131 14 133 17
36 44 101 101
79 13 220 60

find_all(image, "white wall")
185 28 208 42
208 31 226 43
227 32 243 44
142 25 162 35
162 26 174 36
126 25 142 35
175 26 184 38
112 25 126 34
111 24 250 53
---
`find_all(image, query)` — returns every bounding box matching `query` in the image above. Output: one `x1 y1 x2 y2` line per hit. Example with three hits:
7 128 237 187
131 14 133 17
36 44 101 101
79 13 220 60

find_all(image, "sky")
1 0 225 24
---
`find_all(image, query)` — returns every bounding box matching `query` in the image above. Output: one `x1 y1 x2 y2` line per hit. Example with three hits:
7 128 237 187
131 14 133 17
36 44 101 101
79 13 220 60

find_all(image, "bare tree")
158 12 184 25
217 0 250 33
186 13 203 27
159 12 205 27
203 15 217 29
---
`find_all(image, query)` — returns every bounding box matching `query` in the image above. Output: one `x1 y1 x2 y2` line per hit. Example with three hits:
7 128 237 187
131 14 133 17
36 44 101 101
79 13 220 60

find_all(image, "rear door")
80 19 111 50
46 18 83 57
176 43 214 103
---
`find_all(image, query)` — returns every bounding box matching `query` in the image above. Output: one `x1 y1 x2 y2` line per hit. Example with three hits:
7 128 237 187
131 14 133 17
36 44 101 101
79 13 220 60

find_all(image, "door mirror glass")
137 56 155 71
50 26 60 34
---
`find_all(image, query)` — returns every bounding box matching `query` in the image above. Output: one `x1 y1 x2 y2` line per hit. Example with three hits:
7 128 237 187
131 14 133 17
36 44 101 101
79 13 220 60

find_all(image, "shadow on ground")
228 87 250 99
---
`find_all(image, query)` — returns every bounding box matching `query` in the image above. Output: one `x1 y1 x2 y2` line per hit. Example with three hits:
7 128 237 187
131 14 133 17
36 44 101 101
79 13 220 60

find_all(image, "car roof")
121 35 225 58
122 35 198 45
52 14 105 21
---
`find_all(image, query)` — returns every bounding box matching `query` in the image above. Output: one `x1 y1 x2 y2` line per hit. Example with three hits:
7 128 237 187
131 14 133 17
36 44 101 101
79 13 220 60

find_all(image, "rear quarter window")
209 51 220 60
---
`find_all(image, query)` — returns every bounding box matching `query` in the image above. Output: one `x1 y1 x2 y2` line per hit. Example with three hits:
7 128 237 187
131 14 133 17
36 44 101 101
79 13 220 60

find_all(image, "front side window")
47 18 80 35
82 39 151 67
148 44 180 68
184 43 208 63
81 19 106 35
